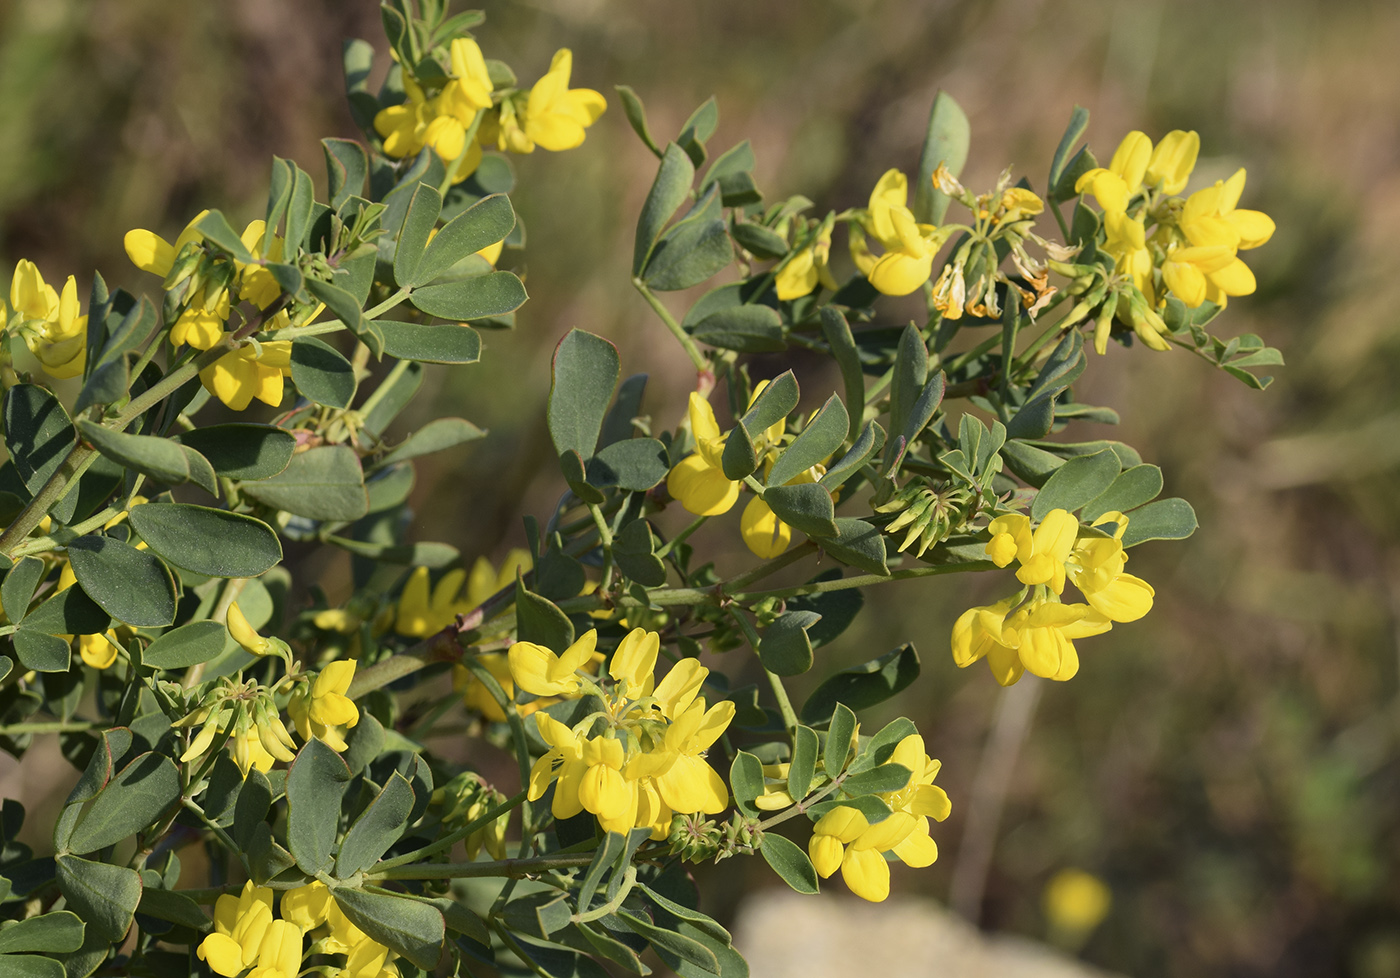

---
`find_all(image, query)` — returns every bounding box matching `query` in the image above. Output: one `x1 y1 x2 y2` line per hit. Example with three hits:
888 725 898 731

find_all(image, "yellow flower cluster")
124 213 298 410
198 881 398 978
808 733 951 902
508 627 735 838
665 387 825 559
952 509 1154 685
1076 130 1275 351
374 40 605 174
4 260 87 378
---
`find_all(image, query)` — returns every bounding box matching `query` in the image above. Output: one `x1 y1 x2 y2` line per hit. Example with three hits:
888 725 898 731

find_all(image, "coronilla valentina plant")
0 3 1280 976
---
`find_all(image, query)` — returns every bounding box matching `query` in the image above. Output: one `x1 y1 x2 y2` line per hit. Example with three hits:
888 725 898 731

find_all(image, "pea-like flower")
850 169 951 296
521 49 607 152
7 261 87 378
198 340 293 411
808 734 951 902
197 881 303 978
288 660 360 752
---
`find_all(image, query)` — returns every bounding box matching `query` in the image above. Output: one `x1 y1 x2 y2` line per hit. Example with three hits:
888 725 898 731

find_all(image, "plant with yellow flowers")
0 1 1281 975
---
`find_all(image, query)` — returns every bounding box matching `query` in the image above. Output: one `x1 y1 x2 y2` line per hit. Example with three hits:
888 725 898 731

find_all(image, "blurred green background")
4 0 1400 975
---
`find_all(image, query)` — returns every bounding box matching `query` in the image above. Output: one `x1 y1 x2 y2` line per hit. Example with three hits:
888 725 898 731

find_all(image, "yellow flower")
1075 131 1151 213
8 262 87 379
197 881 303 978
849 169 950 296
666 393 741 517
755 763 796 811
334 938 398 978
227 601 271 656
521 49 607 153
985 509 1079 594
281 882 331 931
508 629 600 698
1178 168 1275 252
951 595 1025 685
774 226 836 301
288 660 360 752
199 341 293 411
374 75 433 159
395 565 470 637
1144 130 1199 195
808 733 950 902
1044 868 1112 935
1064 512 1154 623
740 496 791 559
77 631 121 670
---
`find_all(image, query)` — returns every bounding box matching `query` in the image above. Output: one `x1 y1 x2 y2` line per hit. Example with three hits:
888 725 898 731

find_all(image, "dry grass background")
3 0 1400 975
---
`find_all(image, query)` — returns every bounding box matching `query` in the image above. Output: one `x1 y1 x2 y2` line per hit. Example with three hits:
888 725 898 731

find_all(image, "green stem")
633 278 706 372
944 332 1005 376
725 541 816 591
573 865 636 922
655 514 707 559
728 608 798 733
370 851 598 880
757 773 847 831
375 790 528 872
0 720 101 735
732 559 997 603
357 357 412 419
438 114 485 194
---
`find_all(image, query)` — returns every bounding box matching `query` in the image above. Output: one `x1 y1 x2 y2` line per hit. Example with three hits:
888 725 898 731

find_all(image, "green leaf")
800 644 919 725
55 853 141 942
181 445 219 495
768 394 847 488
1030 449 1122 520
286 739 352 875
912 91 970 225
548 329 621 461
1120 497 1197 547
4 384 76 495
416 193 515 286
128 503 282 578
719 420 758 482
824 703 857 777
265 156 294 233
233 769 273 851
818 517 888 575
331 887 445 970
677 96 719 166
304 278 368 343
619 911 719 975
194 210 256 263
889 325 928 450
76 296 159 414
787 725 820 800
336 772 415 878
426 897 491 946
1081 464 1164 521
137 887 210 932
644 214 732 291
559 449 604 505
291 337 357 409
20 584 109 636
763 483 837 539
612 519 666 587
730 223 789 261
842 762 914 796
759 834 819 895
242 446 369 521
379 418 485 468
586 438 669 492
0 954 64 978
176 424 295 481
0 910 85 953
691 305 785 353
633 143 695 274
65 752 179 855
999 439 1064 487
141 620 229 670
820 421 882 492
409 270 527 321
394 182 443 288
76 421 189 485
67 536 175 627
1 557 45 625
323 137 368 209
729 750 764 818
759 611 820 676
818 308 864 441
740 369 800 433
514 581 574 654
375 321 481 364
575 832 628 913
1047 105 1091 200
13 629 69 672
615 84 663 157
328 537 459 568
